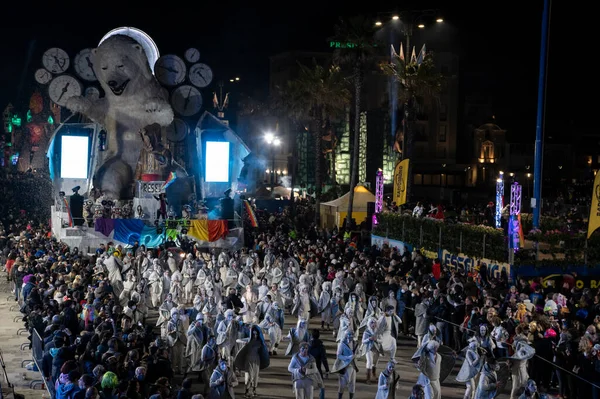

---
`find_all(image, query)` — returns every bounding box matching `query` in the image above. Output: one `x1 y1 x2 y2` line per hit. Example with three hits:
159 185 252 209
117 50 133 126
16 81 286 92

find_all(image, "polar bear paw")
66 96 92 114
145 98 174 126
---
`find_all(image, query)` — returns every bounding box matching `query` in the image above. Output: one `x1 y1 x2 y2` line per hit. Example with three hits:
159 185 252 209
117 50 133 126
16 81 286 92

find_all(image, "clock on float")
166 118 188 142
170 85 202 117
188 63 213 88
42 47 70 74
74 48 97 82
184 48 200 63
48 75 82 107
85 86 101 101
154 55 187 86
34 68 53 85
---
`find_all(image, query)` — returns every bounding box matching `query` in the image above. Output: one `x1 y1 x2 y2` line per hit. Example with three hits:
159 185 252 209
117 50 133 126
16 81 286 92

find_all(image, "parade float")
5 27 249 251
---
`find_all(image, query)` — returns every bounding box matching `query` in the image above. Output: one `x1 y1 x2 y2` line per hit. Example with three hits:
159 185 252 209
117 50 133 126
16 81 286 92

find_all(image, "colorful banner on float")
588 172 600 239
94 218 228 246
187 219 228 242
244 200 258 227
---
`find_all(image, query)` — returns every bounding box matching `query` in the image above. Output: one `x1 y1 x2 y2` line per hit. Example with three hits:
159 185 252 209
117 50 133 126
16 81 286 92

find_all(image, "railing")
374 213 507 262
30 329 53 398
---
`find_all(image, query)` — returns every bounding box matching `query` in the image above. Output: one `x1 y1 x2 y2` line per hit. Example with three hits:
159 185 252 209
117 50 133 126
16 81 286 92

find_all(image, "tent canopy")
321 185 375 211
320 185 375 228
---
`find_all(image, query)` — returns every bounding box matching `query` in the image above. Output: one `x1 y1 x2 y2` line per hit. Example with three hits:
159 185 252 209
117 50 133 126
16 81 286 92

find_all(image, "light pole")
532 0 551 228
264 132 281 193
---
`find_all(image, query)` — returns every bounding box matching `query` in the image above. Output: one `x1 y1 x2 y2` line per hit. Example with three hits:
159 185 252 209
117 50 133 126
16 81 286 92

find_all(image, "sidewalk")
0 275 45 399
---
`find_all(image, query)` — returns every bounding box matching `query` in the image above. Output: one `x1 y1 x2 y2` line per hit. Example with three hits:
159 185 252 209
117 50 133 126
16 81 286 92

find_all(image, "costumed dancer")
474 357 499 399
408 384 426 399
337 308 356 343
217 309 239 364
414 298 431 347
167 307 188 374
375 361 400 399
332 330 358 399
259 313 282 355
509 332 535 399
285 318 310 356
518 379 543 399
209 358 238 399
199 335 219 397
185 313 209 377
359 296 382 330
318 281 333 330
375 305 402 363
288 342 323 399
456 338 483 399
414 340 442 399
357 317 383 384
234 325 270 398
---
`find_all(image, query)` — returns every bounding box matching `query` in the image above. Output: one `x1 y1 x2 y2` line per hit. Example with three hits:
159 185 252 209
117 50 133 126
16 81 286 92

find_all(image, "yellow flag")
393 159 409 206
588 172 600 239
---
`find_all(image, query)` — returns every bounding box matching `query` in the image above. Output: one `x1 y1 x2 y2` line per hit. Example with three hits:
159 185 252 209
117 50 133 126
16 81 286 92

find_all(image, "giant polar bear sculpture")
66 34 174 200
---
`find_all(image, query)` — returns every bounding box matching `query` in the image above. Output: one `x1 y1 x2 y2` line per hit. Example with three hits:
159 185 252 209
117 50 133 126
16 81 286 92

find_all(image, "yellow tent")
320 185 376 229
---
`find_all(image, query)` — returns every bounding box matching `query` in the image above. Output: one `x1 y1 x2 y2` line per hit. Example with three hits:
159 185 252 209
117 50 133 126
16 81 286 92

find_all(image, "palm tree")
276 61 350 224
381 51 444 202
330 16 379 230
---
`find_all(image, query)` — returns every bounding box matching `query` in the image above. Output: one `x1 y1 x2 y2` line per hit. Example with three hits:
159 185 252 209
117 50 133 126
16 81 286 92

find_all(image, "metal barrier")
30 329 53 398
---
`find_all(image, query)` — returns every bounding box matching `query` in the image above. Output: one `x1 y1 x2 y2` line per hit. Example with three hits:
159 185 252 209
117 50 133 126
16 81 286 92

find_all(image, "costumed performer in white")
259 313 282 355
318 281 333 330
415 340 442 399
332 330 358 399
288 342 323 399
375 361 400 399
284 318 310 356
375 305 402 362
474 356 499 399
358 317 383 384
209 358 238 399
509 329 535 399
456 338 483 399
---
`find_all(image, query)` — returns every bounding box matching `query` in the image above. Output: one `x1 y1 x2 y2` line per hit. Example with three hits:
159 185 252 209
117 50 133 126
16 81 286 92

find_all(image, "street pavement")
0 276 471 399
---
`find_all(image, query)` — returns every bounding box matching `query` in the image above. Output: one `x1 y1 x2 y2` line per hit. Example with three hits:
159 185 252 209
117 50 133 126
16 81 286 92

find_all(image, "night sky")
0 0 591 144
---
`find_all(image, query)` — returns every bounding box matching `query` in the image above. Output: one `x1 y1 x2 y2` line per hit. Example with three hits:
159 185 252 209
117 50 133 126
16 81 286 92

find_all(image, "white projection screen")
205 141 230 182
60 135 89 179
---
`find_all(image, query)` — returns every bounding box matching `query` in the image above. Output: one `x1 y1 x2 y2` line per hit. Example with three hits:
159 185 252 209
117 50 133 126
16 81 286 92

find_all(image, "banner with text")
441 249 511 280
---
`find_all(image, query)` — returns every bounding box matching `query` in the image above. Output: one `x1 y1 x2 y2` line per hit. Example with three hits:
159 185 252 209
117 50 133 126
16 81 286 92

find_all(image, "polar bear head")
92 34 153 98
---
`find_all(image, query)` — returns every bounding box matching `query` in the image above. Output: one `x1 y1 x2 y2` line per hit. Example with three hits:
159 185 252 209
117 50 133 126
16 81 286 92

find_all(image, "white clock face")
85 86 101 101
155 55 187 86
184 48 200 63
171 85 202 116
35 68 53 85
42 47 70 74
166 118 188 142
74 48 97 82
188 63 213 88
48 75 82 106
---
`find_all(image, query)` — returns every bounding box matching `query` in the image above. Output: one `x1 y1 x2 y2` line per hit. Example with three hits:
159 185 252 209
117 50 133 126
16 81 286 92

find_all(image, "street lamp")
264 132 281 192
